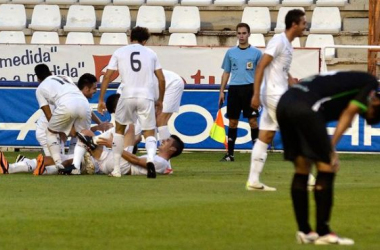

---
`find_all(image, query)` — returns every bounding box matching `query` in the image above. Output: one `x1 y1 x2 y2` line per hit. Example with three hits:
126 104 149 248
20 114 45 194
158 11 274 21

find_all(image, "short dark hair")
236 22 250 34
106 93 120 114
130 26 150 43
285 9 306 30
34 64 52 82
78 73 97 90
170 134 184 158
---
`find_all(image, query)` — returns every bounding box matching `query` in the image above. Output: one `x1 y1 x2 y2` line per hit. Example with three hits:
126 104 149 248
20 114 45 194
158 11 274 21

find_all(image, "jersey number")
53 76 71 85
130 52 141 72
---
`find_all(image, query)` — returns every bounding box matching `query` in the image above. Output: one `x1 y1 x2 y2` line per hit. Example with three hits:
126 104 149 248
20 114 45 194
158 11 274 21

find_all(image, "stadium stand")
0 31 26 44
281 0 312 7
146 0 178 6
235 33 265 47
65 31 94 44
0 4 26 31
316 0 347 7
135 6 166 33
274 7 305 33
247 0 279 7
305 34 335 60
29 5 61 31
31 31 60 44
309 7 341 34
79 0 111 5
241 7 271 34
213 0 246 7
99 32 128 45
63 5 96 32
12 0 44 3
113 0 145 5
168 33 197 45
98 5 131 33
45 0 78 4
169 6 200 33
180 0 212 6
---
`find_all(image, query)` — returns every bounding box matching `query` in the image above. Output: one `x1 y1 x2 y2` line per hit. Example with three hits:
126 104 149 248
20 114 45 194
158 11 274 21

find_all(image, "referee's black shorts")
226 84 258 119
276 89 332 164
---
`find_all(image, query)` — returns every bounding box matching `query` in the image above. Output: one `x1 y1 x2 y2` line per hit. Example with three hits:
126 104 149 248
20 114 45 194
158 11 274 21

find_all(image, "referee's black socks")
227 128 237 156
291 173 312 233
251 128 259 143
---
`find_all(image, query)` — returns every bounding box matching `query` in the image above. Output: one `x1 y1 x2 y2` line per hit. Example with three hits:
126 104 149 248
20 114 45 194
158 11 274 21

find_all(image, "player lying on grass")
76 129 184 177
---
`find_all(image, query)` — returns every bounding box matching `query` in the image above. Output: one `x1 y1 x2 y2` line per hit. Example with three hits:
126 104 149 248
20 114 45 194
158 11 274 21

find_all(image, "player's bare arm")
121 150 147 168
331 103 360 147
154 68 166 115
40 105 52 121
219 71 230 108
98 69 115 115
251 54 273 109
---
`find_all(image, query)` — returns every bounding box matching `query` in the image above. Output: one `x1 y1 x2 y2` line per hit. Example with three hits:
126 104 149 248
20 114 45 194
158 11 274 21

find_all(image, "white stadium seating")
281 0 312 7
12 0 44 4
181 0 212 6
146 0 178 6
99 6 131 33
45 0 78 4
29 5 61 31
316 0 347 7
79 0 111 5
168 33 197 46
113 0 145 5
100 33 128 45
274 7 305 33
309 7 341 34
247 0 279 7
292 37 301 47
0 31 25 44
135 6 166 33
242 7 271 34
31 31 60 44
0 4 26 31
214 0 245 7
64 5 96 32
169 6 200 33
305 34 335 60
65 32 94 44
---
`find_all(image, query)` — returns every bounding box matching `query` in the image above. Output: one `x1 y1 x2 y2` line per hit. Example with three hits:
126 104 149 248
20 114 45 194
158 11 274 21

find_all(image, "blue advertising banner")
1 83 380 152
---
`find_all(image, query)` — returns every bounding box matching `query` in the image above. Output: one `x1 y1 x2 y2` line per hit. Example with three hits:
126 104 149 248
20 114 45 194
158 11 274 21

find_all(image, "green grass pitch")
0 151 379 250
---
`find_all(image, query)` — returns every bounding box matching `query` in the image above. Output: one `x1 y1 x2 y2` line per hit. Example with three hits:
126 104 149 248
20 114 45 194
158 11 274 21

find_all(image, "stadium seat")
0 31 25 44
281 0 312 7
292 37 301 47
45 0 78 4
29 5 61 31
113 0 145 5
236 33 265 47
214 0 245 7
135 6 165 33
12 0 44 4
247 0 279 7
241 7 271 34
146 0 178 6
99 33 128 45
181 0 212 6
305 34 335 60
99 6 130 33
79 0 111 5
31 31 60 44
65 32 94 44
63 5 96 32
309 7 341 34
0 0 8 3
168 33 197 46
316 0 347 7
169 6 200 33
274 7 305 33
0 4 26 31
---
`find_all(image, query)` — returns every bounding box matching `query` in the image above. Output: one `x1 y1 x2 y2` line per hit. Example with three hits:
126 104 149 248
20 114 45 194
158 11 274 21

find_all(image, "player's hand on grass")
251 95 260 110
97 101 107 115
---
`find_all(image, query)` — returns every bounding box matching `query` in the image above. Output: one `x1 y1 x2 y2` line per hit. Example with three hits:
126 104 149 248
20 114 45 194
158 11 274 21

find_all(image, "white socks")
68 137 77 154
8 159 36 173
248 139 268 185
112 133 124 174
158 126 170 142
145 136 157 163
72 139 87 170
46 130 63 168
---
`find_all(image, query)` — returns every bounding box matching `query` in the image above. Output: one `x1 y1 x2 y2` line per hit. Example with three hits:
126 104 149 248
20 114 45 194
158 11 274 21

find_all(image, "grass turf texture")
0 151 379 250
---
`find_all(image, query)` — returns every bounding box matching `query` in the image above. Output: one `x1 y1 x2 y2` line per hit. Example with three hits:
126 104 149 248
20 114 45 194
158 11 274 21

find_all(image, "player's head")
365 89 380 125
236 23 250 46
130 26 150 44
106 93 120 114
78 73 97 99
162 134 184 158
285 9 307 36
34 64 52 82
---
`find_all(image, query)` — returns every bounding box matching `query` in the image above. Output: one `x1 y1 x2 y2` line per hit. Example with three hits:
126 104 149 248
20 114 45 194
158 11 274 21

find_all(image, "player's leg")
157 112 172 142
242 84 259 144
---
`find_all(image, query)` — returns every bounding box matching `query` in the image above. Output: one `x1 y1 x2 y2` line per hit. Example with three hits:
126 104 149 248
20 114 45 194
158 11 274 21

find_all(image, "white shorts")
259 94 281 131
48 99 91 136
115 98 156 131
163 82 184 113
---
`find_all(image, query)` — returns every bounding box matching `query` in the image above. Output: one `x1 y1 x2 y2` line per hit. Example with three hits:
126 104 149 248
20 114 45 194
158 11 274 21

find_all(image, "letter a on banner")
209 109 228 149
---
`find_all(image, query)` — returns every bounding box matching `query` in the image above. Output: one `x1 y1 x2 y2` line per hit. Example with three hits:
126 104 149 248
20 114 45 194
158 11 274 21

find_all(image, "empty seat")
113 0 145 5
214 0 245 6
64 5 96 32
309 7 341 34
146 0 177 6
242 7 271 34
29 5 61 31
0 31 25 44
135 6 165 33
12 0 44 3
0 0 8 3
65 32 94 44
31 31 60 44
281 0 312 7
100 33 128 45
274 7 305 33
168 33 197 46
316 0 347 7
247 0 279 6
169 6 200 33
0 4 26 31
236 33 265 47
79 0 111 5
305 34 335 59
46 0 78 4
292 37 301 47
181 0 212 6
99 6 130 33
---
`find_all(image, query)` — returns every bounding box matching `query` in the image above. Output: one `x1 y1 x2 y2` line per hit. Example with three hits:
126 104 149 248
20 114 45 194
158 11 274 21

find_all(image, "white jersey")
261 32 293 96
36 75 86 108
108 44 161 101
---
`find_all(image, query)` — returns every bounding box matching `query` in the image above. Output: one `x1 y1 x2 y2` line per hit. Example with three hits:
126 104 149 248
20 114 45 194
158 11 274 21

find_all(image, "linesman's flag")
209 109 228 149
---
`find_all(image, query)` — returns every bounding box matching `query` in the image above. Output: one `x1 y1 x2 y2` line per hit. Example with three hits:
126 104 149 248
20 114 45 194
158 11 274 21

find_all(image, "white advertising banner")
0 45 320 83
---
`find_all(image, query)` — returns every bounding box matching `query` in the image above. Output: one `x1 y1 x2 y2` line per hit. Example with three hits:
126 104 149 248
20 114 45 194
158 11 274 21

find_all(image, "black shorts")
276 89 332 164
226 84 258 119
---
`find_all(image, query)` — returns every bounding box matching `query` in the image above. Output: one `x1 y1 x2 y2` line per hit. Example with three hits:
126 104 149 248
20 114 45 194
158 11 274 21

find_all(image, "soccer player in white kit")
35 64 92 174
98 26 166 178
246 9 307 191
